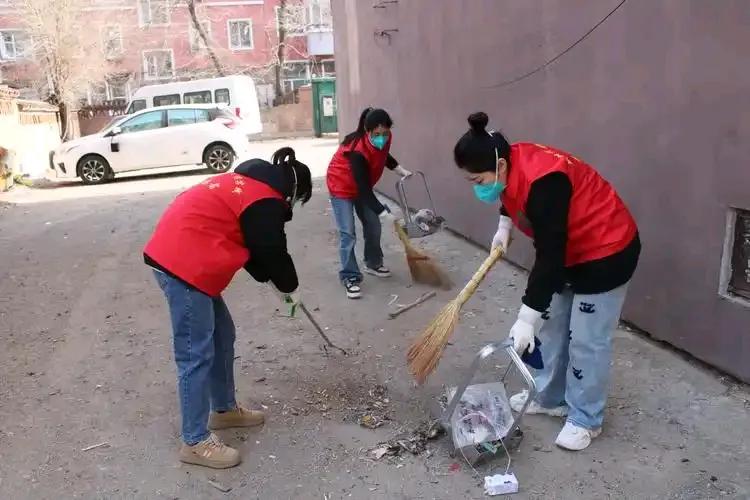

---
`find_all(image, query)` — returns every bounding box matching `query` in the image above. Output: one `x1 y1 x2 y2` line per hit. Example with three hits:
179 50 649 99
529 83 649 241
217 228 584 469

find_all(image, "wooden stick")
388 291 437 319
81 442 110 452
299 304 348 355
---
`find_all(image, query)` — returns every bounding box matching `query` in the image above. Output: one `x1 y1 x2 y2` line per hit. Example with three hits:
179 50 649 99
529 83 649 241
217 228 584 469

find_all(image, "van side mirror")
105 126 122 138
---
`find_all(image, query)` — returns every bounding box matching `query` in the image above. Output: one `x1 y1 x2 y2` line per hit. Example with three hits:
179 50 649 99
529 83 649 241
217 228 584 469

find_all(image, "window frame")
189 19 211 52
138 0 171 27
142 49 175 81
227 18 253 51
0 29 31 61
101 24 124 60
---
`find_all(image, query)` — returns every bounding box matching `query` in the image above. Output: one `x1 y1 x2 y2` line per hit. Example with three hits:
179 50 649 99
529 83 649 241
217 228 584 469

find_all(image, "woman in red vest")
144 147 312 468
454 112 640 451
326 108 412 299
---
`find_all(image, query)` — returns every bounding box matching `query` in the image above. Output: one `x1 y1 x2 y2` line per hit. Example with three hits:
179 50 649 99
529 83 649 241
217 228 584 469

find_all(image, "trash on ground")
81 442 110 452
388 291 436 319
484 473 519 496
207 478 232 493
369 420 444 459
359 414 387 429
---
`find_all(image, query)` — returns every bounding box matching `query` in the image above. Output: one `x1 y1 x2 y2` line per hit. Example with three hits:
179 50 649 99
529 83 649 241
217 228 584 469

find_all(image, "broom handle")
456 246 504 305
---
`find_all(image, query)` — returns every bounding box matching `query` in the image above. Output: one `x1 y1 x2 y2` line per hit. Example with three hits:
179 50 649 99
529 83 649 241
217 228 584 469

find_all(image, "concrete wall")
260 85 314 135
331 0 750 381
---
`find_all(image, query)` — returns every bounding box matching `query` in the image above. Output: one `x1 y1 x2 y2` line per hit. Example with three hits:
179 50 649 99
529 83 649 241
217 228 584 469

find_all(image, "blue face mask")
473 181 505 204
472 146 505 204
369 134 388 150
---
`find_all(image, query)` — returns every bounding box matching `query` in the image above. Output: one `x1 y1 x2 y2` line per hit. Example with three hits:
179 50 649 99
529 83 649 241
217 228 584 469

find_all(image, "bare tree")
20 0 109 139
272 0 308 97
185 0 225 77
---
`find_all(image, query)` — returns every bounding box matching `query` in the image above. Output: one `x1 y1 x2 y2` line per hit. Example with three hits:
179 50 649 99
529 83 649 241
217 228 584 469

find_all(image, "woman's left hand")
394 166 412 178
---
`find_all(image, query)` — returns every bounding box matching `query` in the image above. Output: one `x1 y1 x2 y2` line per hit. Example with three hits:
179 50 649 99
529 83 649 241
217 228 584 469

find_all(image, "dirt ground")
1 138 749 500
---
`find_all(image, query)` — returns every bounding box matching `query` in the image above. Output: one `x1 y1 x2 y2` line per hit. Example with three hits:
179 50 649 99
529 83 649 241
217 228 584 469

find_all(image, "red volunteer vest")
326 135 391 199
144 173 284 296
501 143 637 266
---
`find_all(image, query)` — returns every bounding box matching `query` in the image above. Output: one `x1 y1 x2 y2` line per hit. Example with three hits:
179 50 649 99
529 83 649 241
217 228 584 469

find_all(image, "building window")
282 60 310 92
106 77 129 103
138 0 170 27
101 25 123 60
729 209 750 301
143 49 174 80
308 0 332 30
189 20 211 52
275 5 305 37
0 30 31 60
228 19 253 51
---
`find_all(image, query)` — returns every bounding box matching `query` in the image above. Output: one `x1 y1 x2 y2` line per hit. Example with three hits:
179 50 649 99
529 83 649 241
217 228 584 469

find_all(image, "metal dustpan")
440 339 537 465
396 171 445 239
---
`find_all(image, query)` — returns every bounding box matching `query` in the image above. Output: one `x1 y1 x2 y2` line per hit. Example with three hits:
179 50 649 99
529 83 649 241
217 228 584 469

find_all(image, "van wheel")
204 144 234 173
78 155 113 185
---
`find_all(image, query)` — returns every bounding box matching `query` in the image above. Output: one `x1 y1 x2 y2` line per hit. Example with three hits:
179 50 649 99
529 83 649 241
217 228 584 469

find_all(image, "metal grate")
729 210 750 300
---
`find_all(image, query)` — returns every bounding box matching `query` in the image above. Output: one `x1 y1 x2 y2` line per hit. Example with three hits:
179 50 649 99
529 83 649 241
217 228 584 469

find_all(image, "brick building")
0 0 333 106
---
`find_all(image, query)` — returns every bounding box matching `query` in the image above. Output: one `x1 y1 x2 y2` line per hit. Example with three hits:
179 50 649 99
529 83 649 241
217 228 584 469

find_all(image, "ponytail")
272 146 296 166
341 107 373 146
271 146 312 205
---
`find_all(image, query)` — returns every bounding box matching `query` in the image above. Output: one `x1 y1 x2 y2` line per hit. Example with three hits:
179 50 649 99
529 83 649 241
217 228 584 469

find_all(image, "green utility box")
312 78 338 137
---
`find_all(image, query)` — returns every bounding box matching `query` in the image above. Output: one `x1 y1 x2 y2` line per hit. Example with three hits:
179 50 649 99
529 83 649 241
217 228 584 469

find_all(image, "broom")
394 219 452 290
407 246 504 384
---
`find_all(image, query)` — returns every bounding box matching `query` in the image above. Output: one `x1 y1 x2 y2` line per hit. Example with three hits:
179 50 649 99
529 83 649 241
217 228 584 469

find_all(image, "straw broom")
394 220 452 290
407 246 504 384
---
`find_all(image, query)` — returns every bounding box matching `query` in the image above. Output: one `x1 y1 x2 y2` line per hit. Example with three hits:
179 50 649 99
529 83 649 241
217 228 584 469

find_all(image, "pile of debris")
369 420 444 460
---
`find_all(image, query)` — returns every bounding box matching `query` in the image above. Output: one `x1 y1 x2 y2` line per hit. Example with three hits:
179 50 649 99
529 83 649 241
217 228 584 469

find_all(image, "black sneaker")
344 279 362 299
364 265 391 278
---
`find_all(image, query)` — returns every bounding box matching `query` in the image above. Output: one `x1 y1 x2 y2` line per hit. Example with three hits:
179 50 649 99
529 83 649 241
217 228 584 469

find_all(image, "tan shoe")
179 433 240 469
208 405 265 430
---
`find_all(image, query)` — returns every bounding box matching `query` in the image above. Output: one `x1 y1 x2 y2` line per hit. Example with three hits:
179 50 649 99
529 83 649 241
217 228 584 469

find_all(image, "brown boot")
179 433 240 469
208 405 265 430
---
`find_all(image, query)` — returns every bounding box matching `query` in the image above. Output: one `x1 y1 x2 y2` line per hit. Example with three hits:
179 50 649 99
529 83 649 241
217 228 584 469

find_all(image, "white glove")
509 304 543 353
393 165 412 178
491 215 513 252
278 289 302 317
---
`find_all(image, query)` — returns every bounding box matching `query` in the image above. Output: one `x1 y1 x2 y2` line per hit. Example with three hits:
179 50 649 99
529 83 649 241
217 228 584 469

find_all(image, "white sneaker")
555 421 601 451
344 279 362 299
509 390 568 417
364 265 391 278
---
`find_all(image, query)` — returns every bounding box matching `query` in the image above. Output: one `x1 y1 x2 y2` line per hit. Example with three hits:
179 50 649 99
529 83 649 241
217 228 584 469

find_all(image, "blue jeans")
153 270 237 445
330 197 383 283
533 283 629 430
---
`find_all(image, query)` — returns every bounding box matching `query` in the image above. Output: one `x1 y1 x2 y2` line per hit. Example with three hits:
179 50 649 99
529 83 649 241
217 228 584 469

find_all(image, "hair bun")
467 112 489 133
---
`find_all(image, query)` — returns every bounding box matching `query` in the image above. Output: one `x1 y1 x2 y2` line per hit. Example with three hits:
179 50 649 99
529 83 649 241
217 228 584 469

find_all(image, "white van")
125 75 262 136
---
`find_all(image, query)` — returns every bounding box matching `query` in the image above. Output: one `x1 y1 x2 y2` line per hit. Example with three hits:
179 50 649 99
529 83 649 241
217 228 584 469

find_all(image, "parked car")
125 75 262 136
50 104 251 185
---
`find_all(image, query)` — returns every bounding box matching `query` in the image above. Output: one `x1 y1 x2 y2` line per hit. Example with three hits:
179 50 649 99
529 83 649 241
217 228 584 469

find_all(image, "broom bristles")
394 220 452 289
407 246 505 384
406 301 460 384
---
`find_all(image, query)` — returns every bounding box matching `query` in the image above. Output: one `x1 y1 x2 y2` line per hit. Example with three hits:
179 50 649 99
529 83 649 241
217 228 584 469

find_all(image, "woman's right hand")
492 215 513 252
